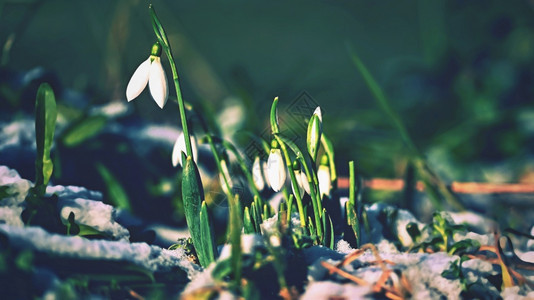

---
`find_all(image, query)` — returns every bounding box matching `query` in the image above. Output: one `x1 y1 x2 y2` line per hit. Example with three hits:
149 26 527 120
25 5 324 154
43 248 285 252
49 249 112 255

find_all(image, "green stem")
274 136 306 228
222 140 264 204
149 5 193 158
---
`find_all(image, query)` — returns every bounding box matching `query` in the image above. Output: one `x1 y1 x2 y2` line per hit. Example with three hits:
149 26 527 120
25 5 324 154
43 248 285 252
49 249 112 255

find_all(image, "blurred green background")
2 0 534 184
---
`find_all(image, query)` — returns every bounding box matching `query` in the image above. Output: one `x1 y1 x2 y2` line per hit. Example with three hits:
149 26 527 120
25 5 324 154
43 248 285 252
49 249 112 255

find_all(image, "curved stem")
149 5 193 158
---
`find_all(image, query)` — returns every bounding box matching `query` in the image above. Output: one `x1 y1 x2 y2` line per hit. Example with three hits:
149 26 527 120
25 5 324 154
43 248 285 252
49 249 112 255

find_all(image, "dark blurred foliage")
1 0 534 206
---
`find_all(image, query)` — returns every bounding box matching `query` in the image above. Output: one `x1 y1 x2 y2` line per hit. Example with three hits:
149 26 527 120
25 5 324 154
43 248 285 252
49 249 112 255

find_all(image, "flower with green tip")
126 42 168 109
300 169 311 195
172 132 198 167
267 140 286 192
307 106 322 160
318 154 331 198
252 156 265 191
291 160 308 196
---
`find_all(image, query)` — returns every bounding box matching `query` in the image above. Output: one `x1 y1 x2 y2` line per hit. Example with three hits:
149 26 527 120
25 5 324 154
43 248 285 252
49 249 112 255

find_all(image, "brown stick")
337 178 534 194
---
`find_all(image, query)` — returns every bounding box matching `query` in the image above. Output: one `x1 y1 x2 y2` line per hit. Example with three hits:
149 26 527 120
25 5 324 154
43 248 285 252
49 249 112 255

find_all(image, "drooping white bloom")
126 43 168 109
267 148 286 192
318 164 331 198
291 170 304 197
171 133 198 167
252 156 265 191
300 170 311 195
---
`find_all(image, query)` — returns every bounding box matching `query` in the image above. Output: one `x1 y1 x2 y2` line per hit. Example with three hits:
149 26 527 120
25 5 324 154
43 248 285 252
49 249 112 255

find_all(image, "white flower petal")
318 165 331 198
300 170 311 195
268 149 286 192
252 156 265 191
172 133 198 167
126 58 151 101
148 57 168 109
291 170 304 197
262 161 271 188
313 106 322 122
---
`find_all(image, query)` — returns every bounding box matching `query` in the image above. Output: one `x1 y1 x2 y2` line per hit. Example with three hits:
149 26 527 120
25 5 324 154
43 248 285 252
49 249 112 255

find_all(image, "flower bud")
252 156 265 191
318 154 331 198
306 106 322 160
172 133 197 167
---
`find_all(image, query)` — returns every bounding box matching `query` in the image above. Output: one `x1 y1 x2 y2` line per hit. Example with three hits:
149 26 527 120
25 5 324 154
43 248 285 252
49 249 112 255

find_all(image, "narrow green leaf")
182 156 206 266
243 206 255 234
199 201 216 265
270 97 280 134
95 163 132 212
262 203 270 221
322 209 334 249
34 83 57 194
347 45 463 211
228 194 242 287
321 134 337 184
62 115 107 147
347 160 360 247
308 216 316 242
250 202 261 233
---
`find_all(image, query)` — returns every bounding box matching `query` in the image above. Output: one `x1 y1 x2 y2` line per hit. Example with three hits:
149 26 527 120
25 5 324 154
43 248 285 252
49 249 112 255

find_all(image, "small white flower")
318 164 331 198
300 170 311 195
252 156 265 191
172 133 198 167
291 170 304 197
126 43 168 109
267 148 286 192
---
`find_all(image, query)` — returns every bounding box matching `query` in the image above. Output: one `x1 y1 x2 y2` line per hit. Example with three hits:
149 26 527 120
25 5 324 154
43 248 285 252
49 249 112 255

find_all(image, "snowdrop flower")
318 154 331 198
267 140 286 192
172 132 198 167
252 156 265 191
291 160 306 197
300 169 311 195
291 169 304 197
126 42 169 109
307 106 323 160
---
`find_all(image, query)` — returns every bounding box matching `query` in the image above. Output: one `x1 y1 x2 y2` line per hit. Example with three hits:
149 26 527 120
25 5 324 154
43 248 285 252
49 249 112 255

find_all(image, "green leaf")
228 194 242 288
95 163 132 212
348 45 463 211
347 160 360 247
243 206 255 234
270 97 280 134
62 115 107 147
321 134 337 183
182 156 206 266
199 201 216 266
322 209 334 249
34 83 57 194
250 201 261 233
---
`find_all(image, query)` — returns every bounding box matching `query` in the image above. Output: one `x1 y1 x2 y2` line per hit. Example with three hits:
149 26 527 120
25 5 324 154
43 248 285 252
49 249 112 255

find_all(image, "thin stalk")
275 136 306 228
149 5 193 158
222 140 264 204
275 134 323 240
